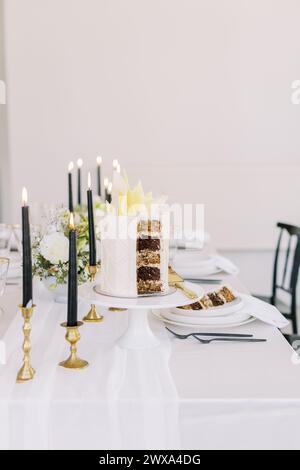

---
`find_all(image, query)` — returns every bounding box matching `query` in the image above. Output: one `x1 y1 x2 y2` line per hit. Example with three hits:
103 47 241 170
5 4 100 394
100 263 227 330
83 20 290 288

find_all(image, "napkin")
242 294 289 329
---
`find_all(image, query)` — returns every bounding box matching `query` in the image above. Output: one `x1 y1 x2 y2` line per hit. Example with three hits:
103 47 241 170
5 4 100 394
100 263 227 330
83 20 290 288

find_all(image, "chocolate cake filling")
137 238 160 252
207 292 224 307
137 266 160 281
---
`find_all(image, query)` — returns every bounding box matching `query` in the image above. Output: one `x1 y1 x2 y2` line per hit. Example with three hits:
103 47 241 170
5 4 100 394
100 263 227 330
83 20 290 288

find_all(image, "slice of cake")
175 286 236 311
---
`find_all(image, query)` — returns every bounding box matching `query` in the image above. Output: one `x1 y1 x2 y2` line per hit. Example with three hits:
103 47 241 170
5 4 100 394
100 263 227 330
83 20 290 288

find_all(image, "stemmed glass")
0 224 12 257
0 257 10 317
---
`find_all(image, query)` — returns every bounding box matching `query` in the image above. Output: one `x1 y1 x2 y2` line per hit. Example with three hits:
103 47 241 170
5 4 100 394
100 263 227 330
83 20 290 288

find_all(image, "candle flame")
68 161 74 172
87 172 91 189
112 159 119 169
96 155 102 165
108 182 113 194
77 158 83 168
116 163 121 174
69 212 75 229
22 187 28 205
104 177 109 188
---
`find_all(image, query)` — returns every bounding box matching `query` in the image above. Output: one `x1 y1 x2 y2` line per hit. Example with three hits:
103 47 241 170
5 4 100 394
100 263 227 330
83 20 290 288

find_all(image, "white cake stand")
79 282 204 349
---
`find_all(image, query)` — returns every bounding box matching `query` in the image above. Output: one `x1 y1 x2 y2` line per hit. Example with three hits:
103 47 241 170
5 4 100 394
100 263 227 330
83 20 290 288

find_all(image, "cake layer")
137 266 160 281
137 238 160 252
137 220 161 233
137 279 163 294
137 250 160 266
207 292 225 306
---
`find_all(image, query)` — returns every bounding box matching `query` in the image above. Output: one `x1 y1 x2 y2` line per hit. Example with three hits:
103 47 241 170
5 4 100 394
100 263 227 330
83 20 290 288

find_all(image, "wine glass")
0 224 12 257
0 257 9 317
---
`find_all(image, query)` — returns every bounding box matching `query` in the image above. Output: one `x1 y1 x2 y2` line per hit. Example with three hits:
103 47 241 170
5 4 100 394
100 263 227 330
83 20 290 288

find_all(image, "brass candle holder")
82 265 104 322
16 304 36 383
109 307 128 312
59 321 89 369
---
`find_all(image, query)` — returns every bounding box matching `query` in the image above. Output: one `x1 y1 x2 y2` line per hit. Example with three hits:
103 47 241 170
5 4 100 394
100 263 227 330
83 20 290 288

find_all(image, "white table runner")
0 274 299 449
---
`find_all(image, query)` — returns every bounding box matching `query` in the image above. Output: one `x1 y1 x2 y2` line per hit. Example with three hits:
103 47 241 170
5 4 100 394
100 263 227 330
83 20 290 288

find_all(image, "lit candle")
22 187 33 307
68 161 74 212
104 177 109 202
77 158 83 206
67 212 78 327
87 173 96 266
107 181 113 204
96 156 102 197
116 163 121 174
112 159 119 171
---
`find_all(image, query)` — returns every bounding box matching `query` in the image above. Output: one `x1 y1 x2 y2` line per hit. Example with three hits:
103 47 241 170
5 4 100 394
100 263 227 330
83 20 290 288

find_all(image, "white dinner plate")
174 264 223 278
153 309 256 329
171 296 244 318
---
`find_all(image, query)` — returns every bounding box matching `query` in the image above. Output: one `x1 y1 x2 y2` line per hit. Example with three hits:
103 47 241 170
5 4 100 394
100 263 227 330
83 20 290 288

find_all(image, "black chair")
255 222 300 334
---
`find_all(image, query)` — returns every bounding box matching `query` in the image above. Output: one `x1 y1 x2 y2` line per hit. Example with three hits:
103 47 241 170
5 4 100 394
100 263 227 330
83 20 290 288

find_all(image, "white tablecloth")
0 275 300 450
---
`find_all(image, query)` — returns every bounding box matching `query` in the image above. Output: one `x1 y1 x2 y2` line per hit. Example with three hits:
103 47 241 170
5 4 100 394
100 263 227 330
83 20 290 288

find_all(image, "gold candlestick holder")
109 307 128 312
16 304 36 383
82 265 104 322
59 321 89 369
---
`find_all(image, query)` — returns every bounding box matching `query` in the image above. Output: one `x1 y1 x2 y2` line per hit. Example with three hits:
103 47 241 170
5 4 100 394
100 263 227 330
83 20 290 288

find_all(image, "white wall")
2 0 300 248
0 0 10 220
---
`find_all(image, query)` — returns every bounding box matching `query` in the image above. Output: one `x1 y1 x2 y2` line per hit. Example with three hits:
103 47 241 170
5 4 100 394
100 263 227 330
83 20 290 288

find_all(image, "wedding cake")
99 175 169 297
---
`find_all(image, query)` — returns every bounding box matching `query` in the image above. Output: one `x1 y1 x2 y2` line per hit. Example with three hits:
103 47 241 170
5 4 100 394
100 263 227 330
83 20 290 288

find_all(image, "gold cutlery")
168 266 198 300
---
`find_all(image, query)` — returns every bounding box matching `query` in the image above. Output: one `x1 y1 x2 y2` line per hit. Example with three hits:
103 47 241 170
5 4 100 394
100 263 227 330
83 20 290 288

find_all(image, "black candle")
67 213 78 327
68 161 74 212
77 158 83 206
87 173 96 266
22 188 33 307
104 177 109 202
107 181 112 204
96 156 102 197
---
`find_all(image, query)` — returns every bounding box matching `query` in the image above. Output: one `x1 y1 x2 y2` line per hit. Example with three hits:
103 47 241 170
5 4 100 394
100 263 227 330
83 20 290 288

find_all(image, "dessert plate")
171 296 244 318
153 309 255 329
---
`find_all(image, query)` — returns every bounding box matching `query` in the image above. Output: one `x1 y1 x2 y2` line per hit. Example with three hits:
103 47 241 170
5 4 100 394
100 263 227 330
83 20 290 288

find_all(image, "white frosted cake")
100 216 169 297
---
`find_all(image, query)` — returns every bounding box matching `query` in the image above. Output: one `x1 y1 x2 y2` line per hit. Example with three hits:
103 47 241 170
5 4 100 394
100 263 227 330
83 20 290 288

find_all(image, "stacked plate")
154 294 255 329
173 254 239 279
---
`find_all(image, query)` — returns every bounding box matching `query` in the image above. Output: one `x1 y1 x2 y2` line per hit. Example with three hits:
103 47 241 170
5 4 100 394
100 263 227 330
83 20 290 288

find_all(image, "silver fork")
194 336 266 344
165 326 253 339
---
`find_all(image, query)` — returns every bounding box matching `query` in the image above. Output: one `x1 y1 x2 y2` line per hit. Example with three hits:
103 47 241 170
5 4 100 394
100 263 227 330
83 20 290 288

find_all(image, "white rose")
40 232 69 265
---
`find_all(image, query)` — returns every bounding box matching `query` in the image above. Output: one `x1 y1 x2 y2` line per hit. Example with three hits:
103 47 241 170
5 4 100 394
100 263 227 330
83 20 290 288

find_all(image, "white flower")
40 232 69 265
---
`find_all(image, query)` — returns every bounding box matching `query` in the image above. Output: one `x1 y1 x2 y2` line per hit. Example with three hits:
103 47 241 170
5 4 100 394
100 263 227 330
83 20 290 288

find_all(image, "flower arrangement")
32 205 104 288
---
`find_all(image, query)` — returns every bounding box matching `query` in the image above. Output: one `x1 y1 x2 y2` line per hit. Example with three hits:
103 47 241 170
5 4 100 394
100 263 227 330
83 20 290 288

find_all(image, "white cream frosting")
100 215 138 297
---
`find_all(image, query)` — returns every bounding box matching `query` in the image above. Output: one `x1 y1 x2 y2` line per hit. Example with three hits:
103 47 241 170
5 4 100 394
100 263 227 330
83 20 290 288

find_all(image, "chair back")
272 223 300 332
